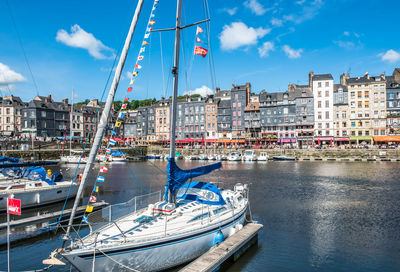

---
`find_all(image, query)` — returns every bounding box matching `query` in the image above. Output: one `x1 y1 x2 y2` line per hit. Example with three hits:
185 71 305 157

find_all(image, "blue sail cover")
176 181 226 205
164 158 221 200
21 166 61 185
0 157 20 163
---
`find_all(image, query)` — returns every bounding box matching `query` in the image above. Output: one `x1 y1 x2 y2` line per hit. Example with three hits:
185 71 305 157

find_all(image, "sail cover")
0 157 20 163
165 158 221 200
176 181 226 205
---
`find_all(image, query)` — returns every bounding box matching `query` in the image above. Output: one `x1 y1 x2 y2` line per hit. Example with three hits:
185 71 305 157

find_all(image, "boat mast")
167 0 183 203
63 0 144 243
70 89 73 156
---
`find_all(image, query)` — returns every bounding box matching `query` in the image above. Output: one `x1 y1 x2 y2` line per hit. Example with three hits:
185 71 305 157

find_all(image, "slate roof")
346 75 386 84
312 74 333 81
386 76 400 89
333 84 348 92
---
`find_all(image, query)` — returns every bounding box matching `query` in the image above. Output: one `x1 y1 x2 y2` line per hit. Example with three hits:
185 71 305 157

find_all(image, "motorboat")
243 150 257 161
257 152 269 161
273 155 296 161
228 152 242 161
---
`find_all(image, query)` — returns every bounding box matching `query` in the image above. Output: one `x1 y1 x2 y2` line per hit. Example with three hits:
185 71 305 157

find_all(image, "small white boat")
0 168 78 212
60 155 87 164
243 150 257 161
200 154 208 160
208 154 216 161
257 152 269 161
273 155 295 161
228 152 242 161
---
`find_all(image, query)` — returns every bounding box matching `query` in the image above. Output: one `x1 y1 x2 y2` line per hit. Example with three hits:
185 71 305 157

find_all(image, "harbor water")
0 161 400 271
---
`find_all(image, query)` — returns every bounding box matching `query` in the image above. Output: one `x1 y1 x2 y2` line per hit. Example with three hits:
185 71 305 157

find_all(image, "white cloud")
219 22 270 51
221 7 238 16
343 31 350 36
283 0 324 24
244 0 267 16
282 45 303 59
296 0 306 4
271 18 283 27
184 86 214 97
56 24 115 59
380 49 400 63
0 62 26 85
258 42 275 57
334 40 355 50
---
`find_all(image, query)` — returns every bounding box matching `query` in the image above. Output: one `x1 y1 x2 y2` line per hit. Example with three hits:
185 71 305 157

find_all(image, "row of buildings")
1 68 400 147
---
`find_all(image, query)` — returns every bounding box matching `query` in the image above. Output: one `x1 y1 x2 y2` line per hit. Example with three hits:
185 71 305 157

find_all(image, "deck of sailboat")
77 190 247 249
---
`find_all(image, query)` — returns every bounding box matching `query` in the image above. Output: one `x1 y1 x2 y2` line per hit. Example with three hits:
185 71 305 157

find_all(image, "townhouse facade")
155 99 170 141
205 95 218 139
386 75 400 135
333 83 349 140
0 95 25 136
176 96 206 140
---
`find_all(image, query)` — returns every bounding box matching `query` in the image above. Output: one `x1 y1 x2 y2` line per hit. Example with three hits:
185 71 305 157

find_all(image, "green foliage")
75 99 90 106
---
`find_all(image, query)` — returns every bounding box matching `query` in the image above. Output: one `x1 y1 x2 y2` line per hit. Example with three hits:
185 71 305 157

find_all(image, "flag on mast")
196 26 204 35
194 46 208 57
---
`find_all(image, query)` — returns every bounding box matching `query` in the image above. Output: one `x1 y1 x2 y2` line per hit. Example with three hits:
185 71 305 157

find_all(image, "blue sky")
1 0 400 102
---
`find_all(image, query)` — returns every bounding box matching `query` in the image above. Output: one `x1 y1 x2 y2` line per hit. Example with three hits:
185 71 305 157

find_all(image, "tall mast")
167 0 183 203
63 0 144 242
70 89 73 156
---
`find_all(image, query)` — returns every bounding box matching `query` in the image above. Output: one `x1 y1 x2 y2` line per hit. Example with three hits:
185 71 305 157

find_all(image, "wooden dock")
0 201 107 230
180 222 263 272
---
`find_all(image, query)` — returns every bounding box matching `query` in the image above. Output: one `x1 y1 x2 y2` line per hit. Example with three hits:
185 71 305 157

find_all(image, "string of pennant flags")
81 0 209 224
82 0 161 224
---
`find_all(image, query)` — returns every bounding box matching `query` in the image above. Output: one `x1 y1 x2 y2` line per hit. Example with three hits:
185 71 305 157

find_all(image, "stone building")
0 95 25 136
123 110 138 139
345 73 387 144
291 85 314 148
333 83 349 141
155 99 170 141
231 83 249 139
71 105 83 138
311 72 335 145
205 95 218 139
386 73 400 135
176 96 205 140
215 89 231 139
244 95 260 139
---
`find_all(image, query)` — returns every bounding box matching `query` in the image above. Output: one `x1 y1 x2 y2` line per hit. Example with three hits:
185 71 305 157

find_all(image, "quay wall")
147 146 400 160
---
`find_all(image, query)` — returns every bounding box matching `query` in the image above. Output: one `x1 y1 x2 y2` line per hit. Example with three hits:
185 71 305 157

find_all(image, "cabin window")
11 185 26 190
188 212 210 223
213 207 227 215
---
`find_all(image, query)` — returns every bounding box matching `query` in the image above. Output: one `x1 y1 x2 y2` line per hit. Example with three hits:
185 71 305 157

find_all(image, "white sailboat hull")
61 210 246 272
0 182 79 212
60 155 87 164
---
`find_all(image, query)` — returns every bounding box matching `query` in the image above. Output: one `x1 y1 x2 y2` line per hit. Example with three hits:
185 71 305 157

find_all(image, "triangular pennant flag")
121 104 128 109
142 41 149 46
144 33 150 39
93 186 99 192
109 139 116 145
124 97 129 102
106 148 112 154
196 36 203 43
89 195 97 203
146 27 153 32
115 121 122 127
130 79 135 85
100 166 108 173
196 26 204 35
85 206 94 213
138 55 144 61
133 71 138 77
139 47 145 54
119 112 126 118
135 64 142 69
127 87 133 92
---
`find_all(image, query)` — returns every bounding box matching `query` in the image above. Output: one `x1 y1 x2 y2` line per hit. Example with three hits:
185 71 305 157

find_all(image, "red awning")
334 137 350 141
314 137 334 141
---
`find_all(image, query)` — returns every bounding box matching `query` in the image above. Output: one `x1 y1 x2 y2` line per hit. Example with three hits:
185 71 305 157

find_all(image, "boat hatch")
134 215 154 224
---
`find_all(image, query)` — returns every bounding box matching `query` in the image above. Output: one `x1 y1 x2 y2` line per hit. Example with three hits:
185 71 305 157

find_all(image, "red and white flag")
89 195 97 203
100 166 108 173
7 198 21 215
196 26 204 35
194 46 208 57
121 104 127 110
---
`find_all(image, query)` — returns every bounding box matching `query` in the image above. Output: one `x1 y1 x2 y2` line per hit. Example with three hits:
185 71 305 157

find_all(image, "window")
358 91 362 98
358 101 362 108
233 111 236 117
365 101 369 108
238 111 241 117
6 108 10 114
351 122 355 127
325 82 329 87
283 108 288 114
318 82 322 88
325 100 329 107
235 94 238 99
318 101 322 108
325 111 329 119
238 120 241 126
318 112 322 120
325 90 329 97
365 91 369 98
318 91 322 97
237 102 241 108
233 120 236 127
351 92 355 98
342 112 346 118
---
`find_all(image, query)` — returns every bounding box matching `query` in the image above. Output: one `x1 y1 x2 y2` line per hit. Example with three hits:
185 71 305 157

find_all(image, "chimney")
288 84 296 92
308 71 314 89
62 98 69 105
340 73 350 85
215 87 220 93
45 94 52 103
246 82 251 106
365 72 370 79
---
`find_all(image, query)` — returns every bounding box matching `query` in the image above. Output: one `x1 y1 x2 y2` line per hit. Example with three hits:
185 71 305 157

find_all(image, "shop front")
314 136 334 146
349 136 373 145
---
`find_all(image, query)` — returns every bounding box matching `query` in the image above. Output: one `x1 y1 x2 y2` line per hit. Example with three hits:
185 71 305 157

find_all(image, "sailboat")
60 90 88 164
44 0 249 271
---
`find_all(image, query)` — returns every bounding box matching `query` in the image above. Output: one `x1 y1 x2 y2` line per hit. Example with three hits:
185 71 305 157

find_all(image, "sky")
1 0 400 103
